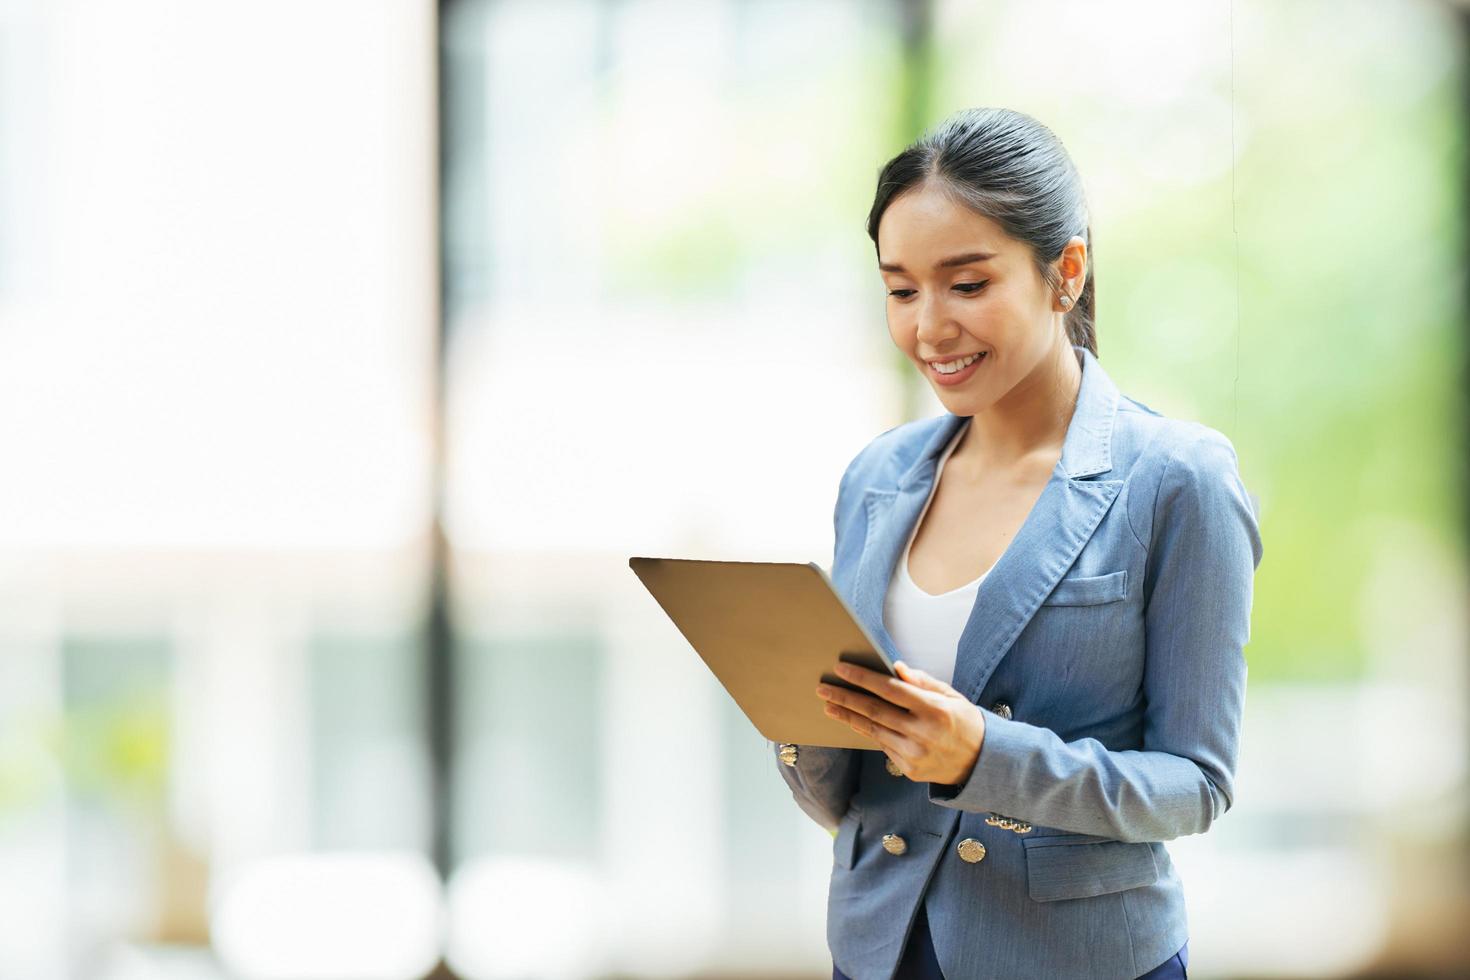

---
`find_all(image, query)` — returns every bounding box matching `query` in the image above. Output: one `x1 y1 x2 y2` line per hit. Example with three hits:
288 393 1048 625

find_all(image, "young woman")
774 108 1262 980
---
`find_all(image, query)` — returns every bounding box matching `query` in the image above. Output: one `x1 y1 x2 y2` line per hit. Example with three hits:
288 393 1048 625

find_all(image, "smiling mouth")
929 351 986 375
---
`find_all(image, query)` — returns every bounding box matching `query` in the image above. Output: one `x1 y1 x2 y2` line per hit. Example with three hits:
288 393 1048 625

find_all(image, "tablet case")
628 556 898 750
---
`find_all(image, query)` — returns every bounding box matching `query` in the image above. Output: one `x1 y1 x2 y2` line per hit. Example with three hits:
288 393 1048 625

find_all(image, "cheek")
885 313 911 349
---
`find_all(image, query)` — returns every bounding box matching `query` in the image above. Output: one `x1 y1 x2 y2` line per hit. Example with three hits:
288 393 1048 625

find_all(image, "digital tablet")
627 556 898 750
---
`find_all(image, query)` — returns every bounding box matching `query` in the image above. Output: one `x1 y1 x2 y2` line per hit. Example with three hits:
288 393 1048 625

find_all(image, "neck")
954 337 1083 469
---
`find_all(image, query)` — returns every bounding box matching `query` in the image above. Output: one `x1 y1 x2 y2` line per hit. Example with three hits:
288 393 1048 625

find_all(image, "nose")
914 291 956 349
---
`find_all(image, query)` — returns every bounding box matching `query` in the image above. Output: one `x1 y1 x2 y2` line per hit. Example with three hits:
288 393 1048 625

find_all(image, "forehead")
876 184 1015 266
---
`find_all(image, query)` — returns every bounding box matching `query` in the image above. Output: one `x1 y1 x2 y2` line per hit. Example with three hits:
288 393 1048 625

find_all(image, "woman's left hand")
816 660 986 786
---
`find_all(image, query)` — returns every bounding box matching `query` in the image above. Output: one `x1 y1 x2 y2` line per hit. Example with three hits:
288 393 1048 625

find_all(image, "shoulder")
1106 385 1243 491
838 413 954 495
1114 398 1259 554
1114 392 1232 465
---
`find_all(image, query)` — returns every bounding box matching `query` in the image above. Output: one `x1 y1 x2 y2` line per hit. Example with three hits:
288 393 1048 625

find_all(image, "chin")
931 390 979 414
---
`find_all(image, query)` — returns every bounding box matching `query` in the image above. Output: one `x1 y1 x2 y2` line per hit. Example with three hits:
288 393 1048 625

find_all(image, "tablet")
628 556 897 750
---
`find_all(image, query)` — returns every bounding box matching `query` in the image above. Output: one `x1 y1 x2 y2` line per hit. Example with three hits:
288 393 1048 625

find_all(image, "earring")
1059 294 1072 308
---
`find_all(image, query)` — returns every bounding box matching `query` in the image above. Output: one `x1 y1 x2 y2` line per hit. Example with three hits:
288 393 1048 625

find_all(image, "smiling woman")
773 107 1261 980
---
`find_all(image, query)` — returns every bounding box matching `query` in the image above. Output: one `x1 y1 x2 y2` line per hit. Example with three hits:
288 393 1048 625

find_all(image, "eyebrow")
878 250 997 274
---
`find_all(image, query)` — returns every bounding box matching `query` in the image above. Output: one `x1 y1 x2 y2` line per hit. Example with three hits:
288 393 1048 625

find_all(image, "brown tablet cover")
628 556 897 749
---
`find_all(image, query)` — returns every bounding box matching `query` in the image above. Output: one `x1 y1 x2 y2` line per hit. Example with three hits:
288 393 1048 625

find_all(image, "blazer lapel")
850 345 1125 704
851 414 968 668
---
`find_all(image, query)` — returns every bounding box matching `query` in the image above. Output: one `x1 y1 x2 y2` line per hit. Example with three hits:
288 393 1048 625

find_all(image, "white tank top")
882 417 992 687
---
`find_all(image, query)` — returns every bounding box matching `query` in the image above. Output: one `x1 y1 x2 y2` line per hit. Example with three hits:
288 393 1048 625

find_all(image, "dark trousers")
832 904 1189 980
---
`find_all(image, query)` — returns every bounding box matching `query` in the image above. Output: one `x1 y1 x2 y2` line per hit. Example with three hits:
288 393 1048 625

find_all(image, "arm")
925 428 1264 843
771 738 862 833
773 451 866 832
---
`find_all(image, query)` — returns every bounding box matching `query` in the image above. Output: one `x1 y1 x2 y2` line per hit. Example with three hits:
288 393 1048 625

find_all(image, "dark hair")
866 107 1097 357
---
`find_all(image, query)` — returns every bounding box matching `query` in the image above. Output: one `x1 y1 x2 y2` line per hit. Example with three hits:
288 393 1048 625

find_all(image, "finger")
824 701 918 755
820 684 917 734
833 662 941 713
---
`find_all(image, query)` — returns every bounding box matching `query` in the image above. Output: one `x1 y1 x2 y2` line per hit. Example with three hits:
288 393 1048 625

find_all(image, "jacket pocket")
833 806 861 869
1021 834 1158 901
1042 569 1128 606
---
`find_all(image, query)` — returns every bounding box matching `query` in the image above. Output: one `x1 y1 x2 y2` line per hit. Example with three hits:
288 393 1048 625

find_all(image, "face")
876 181 1078 416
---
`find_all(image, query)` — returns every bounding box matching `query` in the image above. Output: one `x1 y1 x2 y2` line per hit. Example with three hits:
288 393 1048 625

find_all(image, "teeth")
933 352 984 374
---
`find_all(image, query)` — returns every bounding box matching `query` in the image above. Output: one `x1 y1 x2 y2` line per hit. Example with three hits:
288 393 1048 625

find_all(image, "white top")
882 418 993 687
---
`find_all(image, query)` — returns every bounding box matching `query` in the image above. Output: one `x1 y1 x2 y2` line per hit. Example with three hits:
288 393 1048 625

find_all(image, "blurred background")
1 0 1467 977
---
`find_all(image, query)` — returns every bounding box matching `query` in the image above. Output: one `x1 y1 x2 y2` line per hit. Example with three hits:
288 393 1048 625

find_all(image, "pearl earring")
1059 294 1072 308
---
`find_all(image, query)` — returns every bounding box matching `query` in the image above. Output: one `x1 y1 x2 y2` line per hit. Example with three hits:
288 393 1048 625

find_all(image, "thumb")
895 660 956 695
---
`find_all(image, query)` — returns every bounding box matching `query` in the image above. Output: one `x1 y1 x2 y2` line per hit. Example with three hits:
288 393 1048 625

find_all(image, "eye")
886 282 986 299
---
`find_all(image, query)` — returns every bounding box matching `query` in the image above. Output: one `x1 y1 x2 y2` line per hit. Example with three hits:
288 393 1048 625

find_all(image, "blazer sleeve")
772 451 866 834
925 426 1264 843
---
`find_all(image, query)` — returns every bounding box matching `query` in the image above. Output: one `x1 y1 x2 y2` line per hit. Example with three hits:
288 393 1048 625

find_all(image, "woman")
773 108 1262 980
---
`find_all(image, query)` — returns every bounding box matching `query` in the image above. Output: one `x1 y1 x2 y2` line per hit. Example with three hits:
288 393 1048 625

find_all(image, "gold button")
990 701 1013 720
985 812 1032 834
881 833 908 856
778 743 798 767
885 756 903 777
957 838 987 863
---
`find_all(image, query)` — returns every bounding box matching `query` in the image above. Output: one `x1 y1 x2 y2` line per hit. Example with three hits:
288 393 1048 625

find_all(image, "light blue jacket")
774 344 1263 980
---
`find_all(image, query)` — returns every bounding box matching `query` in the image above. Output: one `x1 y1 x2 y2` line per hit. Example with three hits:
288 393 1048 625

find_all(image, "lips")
927 351 987 386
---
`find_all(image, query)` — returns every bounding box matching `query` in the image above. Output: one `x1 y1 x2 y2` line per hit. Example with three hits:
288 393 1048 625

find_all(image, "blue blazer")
774 345 1263 980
